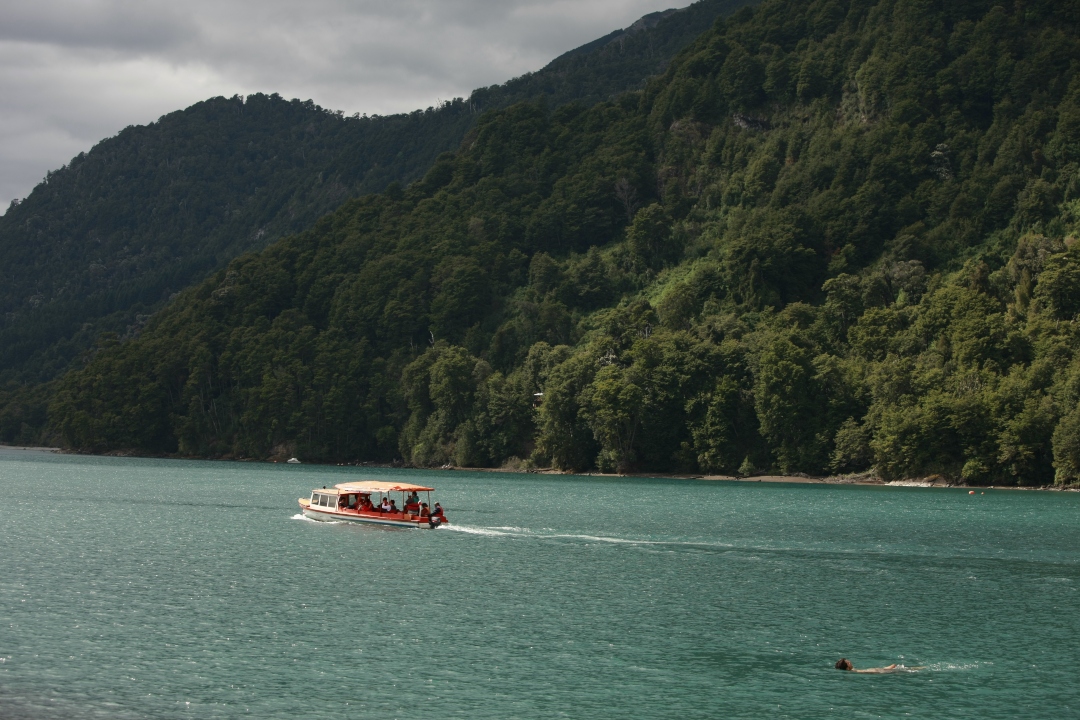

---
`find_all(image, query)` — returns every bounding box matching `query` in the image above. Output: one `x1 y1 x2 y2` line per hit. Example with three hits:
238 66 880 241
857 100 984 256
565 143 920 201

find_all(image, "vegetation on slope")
0 0 754 445
471 0 756 111
51 0 1080 485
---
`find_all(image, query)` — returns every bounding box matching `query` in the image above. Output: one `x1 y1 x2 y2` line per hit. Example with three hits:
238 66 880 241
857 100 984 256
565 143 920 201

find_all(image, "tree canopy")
0 0 753 446
44 0 1080 485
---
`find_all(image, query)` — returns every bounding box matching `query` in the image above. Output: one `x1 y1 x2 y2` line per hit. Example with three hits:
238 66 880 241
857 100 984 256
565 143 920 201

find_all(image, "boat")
298 481 447 528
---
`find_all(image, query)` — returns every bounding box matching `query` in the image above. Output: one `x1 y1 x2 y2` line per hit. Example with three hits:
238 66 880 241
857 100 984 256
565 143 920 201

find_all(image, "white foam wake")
441 525 733 550
441 524 518 536
548 533 666 545
444 525 650 543
291 512 340 524
924 661 991 672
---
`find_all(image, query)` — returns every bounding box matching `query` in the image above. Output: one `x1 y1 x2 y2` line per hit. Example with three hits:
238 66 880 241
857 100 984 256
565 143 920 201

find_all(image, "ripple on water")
0 452 1077 719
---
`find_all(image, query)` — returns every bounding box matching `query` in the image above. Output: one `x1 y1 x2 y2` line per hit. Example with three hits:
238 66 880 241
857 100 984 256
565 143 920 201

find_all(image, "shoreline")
0 445 61 453
5 443 1077 491
451 466 1079 491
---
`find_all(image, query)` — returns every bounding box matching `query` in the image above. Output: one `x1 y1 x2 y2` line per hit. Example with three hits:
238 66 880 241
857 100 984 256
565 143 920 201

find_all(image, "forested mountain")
46 0 1080 485
0 0 754 444
470 0 754 111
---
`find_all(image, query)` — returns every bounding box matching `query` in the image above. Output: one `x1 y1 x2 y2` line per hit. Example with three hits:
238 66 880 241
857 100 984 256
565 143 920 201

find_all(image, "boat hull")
300 503 444 528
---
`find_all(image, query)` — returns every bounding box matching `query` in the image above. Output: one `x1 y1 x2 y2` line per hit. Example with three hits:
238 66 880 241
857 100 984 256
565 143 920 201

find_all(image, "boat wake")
443 524 732 550
291 513 337 524
548 533 673 546
442 524 518 537
445 524 626 540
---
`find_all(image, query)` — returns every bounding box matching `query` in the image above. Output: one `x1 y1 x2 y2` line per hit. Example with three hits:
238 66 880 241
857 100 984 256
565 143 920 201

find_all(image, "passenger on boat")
389 499 399 514
404 491 421 513
419 502 430 517
338 495 348 510
432 502 444 519
380 497 392 513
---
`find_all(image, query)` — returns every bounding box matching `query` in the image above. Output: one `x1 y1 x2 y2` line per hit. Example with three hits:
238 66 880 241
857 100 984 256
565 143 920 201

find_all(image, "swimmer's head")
835 658 853 671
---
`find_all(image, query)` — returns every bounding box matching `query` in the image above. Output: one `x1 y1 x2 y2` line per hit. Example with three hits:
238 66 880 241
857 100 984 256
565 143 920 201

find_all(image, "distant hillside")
50 0 1080 486
471 1 750 110
0 0 755 443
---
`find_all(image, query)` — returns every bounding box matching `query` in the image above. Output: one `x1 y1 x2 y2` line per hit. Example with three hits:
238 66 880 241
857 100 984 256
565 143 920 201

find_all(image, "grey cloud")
0 1 197 52
0 0 689 211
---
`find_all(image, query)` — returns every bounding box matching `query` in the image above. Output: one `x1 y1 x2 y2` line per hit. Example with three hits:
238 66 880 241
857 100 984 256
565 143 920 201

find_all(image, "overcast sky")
0 0 691 213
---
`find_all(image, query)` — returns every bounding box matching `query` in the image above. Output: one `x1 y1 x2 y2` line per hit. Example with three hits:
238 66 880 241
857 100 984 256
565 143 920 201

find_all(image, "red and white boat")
298 481 448 528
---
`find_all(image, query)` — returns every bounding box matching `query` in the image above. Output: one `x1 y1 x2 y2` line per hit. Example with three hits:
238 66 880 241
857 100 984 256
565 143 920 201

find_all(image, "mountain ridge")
0 0 756 443
48 0 1080 486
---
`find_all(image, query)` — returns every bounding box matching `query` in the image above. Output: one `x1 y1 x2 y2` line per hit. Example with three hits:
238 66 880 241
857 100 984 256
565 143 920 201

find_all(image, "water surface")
1 449 1077 718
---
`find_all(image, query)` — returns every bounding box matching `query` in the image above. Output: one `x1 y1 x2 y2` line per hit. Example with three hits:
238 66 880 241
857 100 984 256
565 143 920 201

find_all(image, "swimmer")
835 658 922 673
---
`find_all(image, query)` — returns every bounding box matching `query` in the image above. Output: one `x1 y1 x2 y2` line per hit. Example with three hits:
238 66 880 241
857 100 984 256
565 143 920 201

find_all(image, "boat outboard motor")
428 516 442 529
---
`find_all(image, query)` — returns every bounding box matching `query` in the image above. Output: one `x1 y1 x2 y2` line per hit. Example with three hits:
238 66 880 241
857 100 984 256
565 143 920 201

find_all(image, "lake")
1 448 1077 718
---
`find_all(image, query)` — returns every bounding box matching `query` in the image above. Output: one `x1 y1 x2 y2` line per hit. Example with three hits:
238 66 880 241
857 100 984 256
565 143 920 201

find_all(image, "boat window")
320 495 330 507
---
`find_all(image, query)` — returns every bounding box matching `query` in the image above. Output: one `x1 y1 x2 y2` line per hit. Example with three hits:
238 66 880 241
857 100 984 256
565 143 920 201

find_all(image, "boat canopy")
334 481 435 494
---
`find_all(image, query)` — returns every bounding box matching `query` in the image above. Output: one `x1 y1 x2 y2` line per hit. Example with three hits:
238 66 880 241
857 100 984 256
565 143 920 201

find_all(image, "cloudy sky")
0 0 692 213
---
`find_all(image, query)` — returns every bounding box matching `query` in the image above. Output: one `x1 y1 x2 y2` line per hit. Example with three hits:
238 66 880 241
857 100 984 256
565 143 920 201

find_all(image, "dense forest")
43 0 1080 485
0 0 754 445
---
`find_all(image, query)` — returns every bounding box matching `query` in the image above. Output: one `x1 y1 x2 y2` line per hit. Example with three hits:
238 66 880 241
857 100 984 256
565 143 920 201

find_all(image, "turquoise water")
1 449 1077 718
